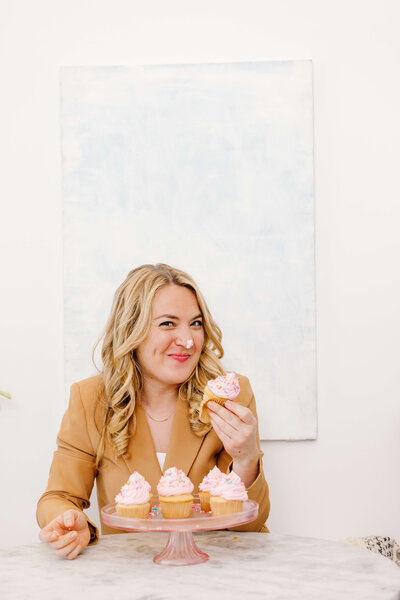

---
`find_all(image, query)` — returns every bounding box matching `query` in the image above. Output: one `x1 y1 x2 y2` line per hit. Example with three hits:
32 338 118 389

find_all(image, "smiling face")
135 284 204 389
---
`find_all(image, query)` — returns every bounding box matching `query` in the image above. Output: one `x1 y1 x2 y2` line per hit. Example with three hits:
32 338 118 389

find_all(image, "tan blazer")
37 373 270 542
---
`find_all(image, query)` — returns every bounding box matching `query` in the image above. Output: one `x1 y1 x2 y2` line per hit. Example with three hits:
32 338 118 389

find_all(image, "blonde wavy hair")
93 263 225 466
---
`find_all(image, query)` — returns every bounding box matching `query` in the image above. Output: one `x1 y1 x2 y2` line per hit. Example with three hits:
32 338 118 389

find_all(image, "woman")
37 263 270 559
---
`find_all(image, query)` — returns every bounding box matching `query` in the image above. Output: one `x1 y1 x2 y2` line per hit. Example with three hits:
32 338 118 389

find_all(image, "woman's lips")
168 354 190 363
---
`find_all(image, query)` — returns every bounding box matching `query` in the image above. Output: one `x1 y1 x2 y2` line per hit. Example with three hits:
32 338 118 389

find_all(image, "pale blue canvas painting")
61 61 316 440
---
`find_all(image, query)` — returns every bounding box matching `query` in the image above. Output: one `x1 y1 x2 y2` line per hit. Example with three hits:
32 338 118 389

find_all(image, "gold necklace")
142 405 176 423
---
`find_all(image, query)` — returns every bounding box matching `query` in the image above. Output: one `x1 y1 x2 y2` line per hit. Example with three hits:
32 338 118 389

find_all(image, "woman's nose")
175 330 193 349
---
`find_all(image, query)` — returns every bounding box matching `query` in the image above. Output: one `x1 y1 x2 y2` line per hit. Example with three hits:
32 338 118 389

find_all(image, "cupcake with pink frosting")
157 467 194 519
115 471 152 519
198 466 224 512
209 471 248 516
199 372 240 424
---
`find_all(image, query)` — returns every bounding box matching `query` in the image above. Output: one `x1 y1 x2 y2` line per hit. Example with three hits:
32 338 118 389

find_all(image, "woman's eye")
191 320 203 327
159 321 175 328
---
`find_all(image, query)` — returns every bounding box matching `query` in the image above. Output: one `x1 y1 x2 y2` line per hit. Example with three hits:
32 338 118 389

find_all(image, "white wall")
1 0 399 547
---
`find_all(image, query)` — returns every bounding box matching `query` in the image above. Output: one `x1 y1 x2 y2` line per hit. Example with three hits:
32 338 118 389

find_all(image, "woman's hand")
39 509 91 560
207 399 260 488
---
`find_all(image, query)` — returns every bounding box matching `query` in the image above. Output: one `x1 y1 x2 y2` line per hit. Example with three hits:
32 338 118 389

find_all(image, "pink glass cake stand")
101 494 258 566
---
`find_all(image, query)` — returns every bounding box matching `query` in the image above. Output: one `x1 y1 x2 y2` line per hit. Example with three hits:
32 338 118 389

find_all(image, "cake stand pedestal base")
153 531 209 566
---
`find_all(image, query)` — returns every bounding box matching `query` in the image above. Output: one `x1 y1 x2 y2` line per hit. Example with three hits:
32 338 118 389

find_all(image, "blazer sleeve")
36 382 99 544
216 375 271 533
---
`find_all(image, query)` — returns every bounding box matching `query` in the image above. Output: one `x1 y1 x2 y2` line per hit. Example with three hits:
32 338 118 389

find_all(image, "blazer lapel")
122 403 162 493
122 396 205 492
163 395 205 476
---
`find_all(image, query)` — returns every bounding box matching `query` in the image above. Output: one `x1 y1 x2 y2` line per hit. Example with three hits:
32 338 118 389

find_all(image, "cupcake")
209 471 248 516
199 372 240 424
198 466 224 511
157 467 194 518
115 471 152 518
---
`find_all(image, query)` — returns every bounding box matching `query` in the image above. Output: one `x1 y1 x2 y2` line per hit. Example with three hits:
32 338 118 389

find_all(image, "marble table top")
2 532 400 600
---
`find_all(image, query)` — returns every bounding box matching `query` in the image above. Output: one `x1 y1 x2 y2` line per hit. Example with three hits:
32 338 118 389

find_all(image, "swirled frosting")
128 472 151 490
115 471 151 504
207 372 240 400
212 471 248 501
157 467 194 497
198 466 224 493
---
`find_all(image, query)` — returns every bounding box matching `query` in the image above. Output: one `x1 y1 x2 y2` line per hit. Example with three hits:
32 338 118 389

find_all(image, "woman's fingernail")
71 531 78 537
